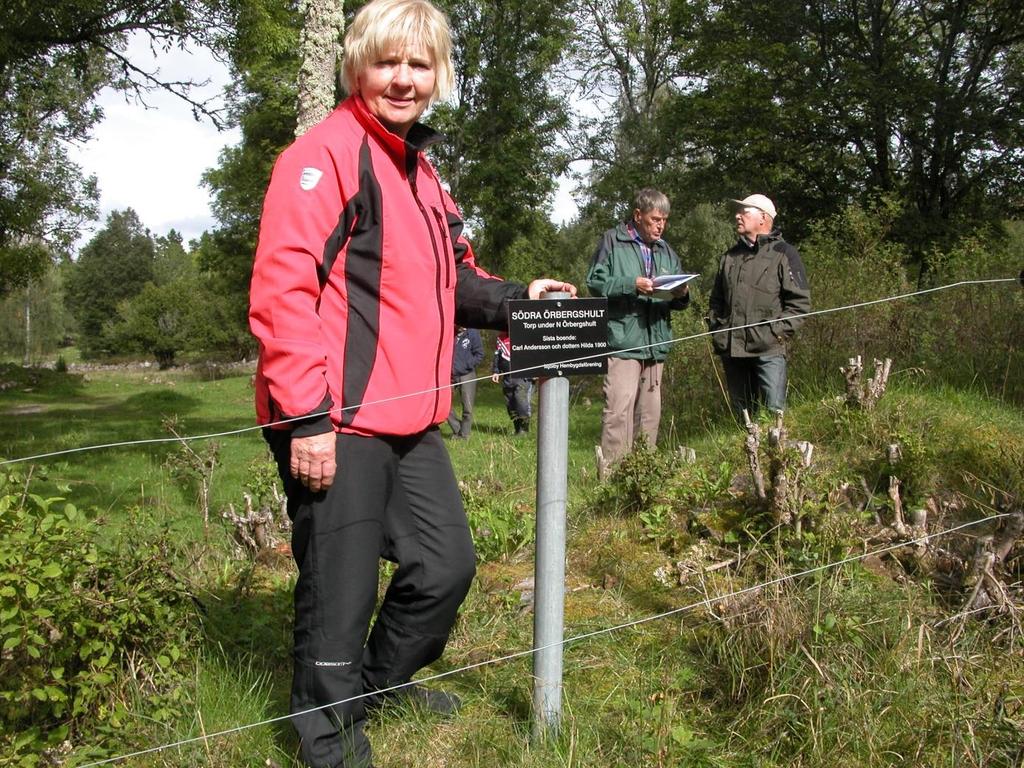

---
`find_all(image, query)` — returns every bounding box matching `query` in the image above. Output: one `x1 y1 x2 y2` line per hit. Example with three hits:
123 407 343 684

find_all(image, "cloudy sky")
68 36 241 250
69 35 579 254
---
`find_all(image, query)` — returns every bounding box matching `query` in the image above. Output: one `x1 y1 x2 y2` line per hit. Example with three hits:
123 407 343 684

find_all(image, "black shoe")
406 684 461 715
365 684 461 717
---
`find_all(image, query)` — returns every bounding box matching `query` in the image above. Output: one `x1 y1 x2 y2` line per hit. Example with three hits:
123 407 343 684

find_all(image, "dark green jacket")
707 230 810 358
586 222 690 361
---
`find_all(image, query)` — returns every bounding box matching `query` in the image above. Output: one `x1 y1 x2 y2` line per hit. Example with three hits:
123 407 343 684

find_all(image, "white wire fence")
75 513 1016 767
1 275 1020 765
2 277 1017 467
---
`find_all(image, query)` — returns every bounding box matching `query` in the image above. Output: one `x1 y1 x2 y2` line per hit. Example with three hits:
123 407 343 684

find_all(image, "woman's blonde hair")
342 0 454 103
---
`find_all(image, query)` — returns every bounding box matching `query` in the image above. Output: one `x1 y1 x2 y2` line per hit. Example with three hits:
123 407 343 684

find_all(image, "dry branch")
743 410 766 501
840 355 892 409
222 484 290 557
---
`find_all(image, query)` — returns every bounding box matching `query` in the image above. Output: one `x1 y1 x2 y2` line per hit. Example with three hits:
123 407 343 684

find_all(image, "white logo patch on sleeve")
299 167 323 191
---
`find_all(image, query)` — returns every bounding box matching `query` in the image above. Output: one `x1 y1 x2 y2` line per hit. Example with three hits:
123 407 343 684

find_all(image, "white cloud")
68 33 587 251
69 35 241 251
552 169 584 226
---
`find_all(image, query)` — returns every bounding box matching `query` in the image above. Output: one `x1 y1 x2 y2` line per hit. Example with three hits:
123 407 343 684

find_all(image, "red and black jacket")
250 95 525 437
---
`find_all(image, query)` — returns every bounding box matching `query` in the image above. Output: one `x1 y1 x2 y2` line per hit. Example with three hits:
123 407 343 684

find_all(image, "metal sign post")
532 350 569 739
505 293 608 741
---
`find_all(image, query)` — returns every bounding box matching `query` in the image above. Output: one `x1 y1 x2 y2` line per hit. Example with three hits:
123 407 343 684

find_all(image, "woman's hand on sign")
527 279 577 299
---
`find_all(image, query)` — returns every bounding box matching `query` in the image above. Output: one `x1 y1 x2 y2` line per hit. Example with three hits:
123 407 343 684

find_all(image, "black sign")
507 297 609 377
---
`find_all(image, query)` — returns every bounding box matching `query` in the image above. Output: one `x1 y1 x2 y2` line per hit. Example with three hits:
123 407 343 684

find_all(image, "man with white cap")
707 194 810 420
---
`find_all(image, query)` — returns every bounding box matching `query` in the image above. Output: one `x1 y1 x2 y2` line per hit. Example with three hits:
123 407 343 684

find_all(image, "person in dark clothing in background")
707 193 810 420
446 325 483 438
490 331 532 436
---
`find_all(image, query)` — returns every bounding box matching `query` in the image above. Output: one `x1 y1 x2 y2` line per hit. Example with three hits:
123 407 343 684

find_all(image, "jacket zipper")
410 177 447 419
432 208 453 286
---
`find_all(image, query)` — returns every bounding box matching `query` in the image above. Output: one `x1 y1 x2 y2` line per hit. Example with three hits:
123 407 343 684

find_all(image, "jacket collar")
738 228 782 251
615 221 664 249
346 94 445 164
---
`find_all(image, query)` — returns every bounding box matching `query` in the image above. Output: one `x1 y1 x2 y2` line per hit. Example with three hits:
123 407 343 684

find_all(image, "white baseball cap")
731 194 777 220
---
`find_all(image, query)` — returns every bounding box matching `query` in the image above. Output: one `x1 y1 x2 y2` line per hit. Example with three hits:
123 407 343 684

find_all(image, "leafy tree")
671 0 1024 247
565 0 1024 256
897 0 1024 249
670 203 737 281
499 210 581 286
104 226 241 367
198 0 302 356
64 209 155 357
564 0 697 222
0 57 100 295
105 275 235 367
0 262 71 362
152 230 195 286
0 0 228 296
660 0 850 233
430 0 571 276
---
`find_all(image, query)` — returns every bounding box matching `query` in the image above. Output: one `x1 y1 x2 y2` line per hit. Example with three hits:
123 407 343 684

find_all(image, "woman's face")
357 43 436 138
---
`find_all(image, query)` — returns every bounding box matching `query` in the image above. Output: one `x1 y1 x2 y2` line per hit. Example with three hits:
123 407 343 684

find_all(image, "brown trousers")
600 357 663 467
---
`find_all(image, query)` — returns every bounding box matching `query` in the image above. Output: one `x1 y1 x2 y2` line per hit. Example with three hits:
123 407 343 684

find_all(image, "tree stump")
841 355 892 410
743 410 814 530
222 484 291 557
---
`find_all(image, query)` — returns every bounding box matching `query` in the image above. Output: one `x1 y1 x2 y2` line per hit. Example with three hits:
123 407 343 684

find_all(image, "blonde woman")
249 1 574 765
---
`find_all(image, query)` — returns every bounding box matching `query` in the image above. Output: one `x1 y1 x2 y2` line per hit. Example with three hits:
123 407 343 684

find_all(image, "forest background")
2 0 1024 766
2 0 1023 383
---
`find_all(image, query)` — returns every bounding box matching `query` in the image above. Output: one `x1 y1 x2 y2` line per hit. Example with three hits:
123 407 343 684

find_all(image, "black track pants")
266 427 476 768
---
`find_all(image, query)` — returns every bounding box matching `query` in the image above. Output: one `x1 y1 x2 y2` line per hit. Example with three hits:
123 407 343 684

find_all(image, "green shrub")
914 228 1024 402
0 470 196 764
594 442 684 516
460 477 535 562
795 197 912 395
592 444 701 553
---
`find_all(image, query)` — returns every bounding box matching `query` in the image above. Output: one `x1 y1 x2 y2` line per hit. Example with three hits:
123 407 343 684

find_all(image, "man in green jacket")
587 188 691 479
707 194 811 420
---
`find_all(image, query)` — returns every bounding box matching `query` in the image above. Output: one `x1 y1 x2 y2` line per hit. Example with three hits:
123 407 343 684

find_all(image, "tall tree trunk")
23 284 31 366
296 0 345 137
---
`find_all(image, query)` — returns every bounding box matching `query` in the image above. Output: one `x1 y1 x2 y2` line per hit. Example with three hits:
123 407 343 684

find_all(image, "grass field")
2 361 1023 767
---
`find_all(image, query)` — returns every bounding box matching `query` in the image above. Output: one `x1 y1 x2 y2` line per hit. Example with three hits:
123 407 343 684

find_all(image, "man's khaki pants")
600 357 663 469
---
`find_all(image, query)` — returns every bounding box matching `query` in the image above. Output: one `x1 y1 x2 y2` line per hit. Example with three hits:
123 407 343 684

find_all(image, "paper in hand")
652 273 699 298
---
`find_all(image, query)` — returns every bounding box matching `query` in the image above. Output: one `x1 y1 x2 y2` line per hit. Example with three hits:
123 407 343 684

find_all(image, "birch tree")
295 0 345 136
